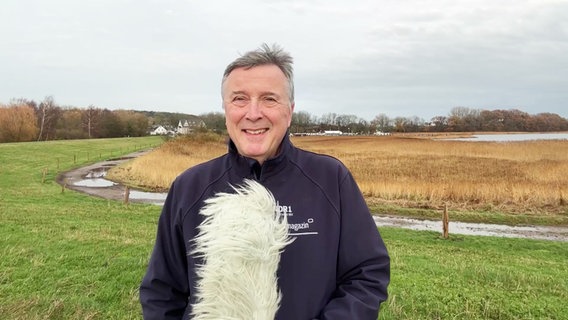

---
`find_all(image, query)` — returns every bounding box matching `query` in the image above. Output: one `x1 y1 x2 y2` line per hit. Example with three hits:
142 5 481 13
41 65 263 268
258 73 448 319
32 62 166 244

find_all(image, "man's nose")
245 100 263 120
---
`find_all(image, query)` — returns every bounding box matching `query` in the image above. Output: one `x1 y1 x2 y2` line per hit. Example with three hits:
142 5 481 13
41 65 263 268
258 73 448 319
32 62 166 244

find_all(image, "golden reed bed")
107 134 568 215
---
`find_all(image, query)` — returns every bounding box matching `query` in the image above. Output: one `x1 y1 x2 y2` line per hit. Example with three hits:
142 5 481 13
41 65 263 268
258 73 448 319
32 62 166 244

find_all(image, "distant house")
150 125 169 135
177 117 206 135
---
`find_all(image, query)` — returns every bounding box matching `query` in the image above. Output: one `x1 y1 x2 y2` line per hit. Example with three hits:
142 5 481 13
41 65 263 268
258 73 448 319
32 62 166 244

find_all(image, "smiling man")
222 63 294 165
140 44 390 319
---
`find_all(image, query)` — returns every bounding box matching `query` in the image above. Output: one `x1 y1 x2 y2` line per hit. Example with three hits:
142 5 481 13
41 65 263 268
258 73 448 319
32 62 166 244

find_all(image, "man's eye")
262 97 278 106
232 96 249 106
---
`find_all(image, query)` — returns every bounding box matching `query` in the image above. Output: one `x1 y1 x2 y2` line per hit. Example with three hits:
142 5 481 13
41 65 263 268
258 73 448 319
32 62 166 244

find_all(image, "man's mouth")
244 129 268 135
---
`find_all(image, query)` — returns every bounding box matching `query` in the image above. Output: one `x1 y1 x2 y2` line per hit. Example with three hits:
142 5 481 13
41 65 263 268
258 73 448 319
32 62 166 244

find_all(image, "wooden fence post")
442 204 449 239
124 186 130 206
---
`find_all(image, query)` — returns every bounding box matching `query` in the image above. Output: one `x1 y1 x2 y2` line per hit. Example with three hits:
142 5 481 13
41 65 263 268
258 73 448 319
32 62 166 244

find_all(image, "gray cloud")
1 0 566 121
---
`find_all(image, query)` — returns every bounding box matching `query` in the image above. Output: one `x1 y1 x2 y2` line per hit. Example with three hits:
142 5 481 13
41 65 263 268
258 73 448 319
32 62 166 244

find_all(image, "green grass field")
1 137 567 319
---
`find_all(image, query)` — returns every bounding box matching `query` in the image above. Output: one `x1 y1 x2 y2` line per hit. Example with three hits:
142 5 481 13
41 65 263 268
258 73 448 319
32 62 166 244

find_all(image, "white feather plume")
190 179 293 320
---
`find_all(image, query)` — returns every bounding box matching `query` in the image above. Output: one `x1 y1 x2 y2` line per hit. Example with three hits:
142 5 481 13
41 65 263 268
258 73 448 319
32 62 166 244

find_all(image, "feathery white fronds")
191 179 293 320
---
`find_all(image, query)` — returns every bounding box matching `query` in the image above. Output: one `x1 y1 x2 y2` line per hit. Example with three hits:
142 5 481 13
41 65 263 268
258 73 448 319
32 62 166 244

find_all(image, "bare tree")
371 113 392 133
428 116 448 132
319 112 339 130
393 117 408 132
36 96 61 141
82 105 102 138
199 112 226 133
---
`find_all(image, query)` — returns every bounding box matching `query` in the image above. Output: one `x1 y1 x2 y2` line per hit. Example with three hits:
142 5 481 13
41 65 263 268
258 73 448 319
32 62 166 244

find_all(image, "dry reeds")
108 134 568 214
292 136 568 214
106 133 226 191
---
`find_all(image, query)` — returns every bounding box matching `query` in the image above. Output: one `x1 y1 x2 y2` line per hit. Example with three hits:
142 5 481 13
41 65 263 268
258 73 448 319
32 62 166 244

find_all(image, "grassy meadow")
1 136 567 319
109 134 568 226
0 137 163 319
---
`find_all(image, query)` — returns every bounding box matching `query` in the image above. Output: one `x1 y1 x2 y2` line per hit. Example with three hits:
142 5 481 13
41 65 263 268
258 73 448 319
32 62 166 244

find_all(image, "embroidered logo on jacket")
276 201 318 236
276 201 293 217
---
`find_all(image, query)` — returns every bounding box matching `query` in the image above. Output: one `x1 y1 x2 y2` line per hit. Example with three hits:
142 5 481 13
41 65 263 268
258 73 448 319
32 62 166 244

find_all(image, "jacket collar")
228 133 291 180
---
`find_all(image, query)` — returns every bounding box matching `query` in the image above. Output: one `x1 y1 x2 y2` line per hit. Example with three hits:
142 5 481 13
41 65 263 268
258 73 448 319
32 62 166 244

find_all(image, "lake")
448 133 568 142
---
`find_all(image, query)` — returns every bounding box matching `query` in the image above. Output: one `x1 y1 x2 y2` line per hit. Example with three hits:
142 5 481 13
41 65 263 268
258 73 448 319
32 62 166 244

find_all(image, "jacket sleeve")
319 172 390 320
140 181 190 319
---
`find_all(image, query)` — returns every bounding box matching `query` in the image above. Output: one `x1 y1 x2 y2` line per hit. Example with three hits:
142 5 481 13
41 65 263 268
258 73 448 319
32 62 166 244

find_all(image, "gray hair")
222 43 295 103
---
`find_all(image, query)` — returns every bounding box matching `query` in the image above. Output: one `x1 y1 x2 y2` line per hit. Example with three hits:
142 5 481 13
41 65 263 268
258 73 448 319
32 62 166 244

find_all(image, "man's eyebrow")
259 91 281 97
229 90 280 97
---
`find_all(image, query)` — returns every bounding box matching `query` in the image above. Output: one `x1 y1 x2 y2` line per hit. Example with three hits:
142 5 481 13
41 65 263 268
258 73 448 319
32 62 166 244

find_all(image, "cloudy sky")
1 0 567 121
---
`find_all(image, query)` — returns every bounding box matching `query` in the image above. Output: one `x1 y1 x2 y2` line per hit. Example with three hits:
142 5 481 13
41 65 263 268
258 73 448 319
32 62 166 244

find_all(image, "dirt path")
57 150 166 205
57 151 568 242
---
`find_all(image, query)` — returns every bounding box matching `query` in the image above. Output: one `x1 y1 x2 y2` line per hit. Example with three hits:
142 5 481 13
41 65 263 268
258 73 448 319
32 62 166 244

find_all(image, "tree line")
0 97 198 143
290 107 568 134
1 97 148 142
166 107 568 136
1 97 567 143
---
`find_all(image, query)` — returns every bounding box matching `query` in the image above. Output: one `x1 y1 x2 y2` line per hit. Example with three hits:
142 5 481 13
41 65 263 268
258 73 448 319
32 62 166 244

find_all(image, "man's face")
222 64 294 164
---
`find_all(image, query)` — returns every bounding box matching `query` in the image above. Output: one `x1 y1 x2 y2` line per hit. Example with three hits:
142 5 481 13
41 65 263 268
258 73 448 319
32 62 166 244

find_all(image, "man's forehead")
223 66 288 89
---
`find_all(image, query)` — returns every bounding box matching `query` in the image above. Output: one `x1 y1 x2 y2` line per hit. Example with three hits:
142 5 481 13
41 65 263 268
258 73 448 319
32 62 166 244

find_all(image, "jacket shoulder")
175 154 229 183
291 147 350 178
166 154 230 214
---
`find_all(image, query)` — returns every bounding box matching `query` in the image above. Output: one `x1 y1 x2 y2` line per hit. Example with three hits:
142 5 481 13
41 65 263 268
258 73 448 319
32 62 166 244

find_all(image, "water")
374 216 568 242
449 133 568 142
73 168 117 187
73 178 116 188
70 165 168 204
129 190 168 205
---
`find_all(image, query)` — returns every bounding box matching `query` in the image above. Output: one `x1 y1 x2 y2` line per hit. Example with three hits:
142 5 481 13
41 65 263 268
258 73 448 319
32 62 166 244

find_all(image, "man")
140 44 390 319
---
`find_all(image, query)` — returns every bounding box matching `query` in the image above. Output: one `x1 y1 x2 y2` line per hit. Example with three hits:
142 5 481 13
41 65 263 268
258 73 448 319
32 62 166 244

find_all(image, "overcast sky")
1 0 567 121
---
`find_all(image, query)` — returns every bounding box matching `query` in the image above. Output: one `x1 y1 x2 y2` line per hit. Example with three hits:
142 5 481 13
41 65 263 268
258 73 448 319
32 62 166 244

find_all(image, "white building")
150 125 169 135
177 118 206 135
323 130 343 136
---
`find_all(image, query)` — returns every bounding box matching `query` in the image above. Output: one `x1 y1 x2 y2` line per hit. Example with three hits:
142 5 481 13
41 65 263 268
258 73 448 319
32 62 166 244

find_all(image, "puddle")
129 190 168 205
68 163 167 204
73 167 117 187
374 216 568 242
74 178 117 188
